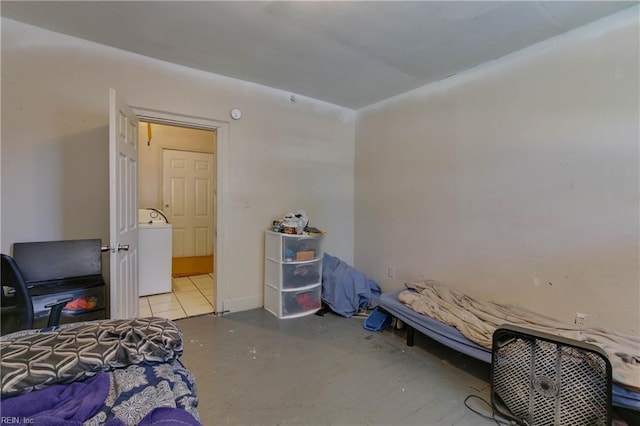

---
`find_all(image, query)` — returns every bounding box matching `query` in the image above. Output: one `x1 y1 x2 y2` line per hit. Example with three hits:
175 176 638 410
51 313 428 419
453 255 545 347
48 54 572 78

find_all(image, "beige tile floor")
139 273 215 320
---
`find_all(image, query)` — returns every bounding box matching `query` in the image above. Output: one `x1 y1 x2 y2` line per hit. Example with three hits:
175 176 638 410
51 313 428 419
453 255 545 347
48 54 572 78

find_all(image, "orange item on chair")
64 296 98 311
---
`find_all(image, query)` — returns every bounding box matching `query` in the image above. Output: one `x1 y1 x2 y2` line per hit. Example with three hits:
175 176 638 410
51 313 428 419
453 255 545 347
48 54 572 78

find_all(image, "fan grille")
492 329 611 425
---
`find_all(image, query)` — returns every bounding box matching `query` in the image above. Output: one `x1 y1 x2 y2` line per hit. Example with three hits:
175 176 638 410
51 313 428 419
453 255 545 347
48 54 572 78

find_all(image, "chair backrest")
1 254 34 335
12 239 102 283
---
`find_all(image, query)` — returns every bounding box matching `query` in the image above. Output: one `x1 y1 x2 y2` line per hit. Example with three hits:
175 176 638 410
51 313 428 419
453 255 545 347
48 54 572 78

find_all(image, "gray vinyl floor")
175 309 497 426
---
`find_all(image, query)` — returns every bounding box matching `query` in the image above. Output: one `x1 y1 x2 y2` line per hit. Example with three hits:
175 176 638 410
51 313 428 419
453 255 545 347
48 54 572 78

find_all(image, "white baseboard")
221 294 263 314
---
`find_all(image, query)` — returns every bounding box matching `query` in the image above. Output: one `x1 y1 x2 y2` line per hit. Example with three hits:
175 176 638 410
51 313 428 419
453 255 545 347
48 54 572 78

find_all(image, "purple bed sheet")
378 290 640 412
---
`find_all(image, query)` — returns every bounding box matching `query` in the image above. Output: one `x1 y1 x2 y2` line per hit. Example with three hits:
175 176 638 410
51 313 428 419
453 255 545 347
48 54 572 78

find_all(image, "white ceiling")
2 1 637 109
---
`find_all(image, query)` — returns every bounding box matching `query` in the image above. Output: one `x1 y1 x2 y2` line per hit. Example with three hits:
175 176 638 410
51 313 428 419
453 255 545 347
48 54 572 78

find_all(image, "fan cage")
491 325 612 426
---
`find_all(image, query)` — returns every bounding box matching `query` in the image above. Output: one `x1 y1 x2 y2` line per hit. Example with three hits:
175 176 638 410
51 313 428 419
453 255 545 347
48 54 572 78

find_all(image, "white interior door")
162 149 215 258
109 88 139 319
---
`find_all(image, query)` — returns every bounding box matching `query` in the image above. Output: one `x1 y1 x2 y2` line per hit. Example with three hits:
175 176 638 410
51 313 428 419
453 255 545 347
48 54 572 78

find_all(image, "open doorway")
137 121 217 320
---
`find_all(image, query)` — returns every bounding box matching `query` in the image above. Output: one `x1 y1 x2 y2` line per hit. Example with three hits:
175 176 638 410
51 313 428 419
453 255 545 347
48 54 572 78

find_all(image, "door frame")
132 106 229 314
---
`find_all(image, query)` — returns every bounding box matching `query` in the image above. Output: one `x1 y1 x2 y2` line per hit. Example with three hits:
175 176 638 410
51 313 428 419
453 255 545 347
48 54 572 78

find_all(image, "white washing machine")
138 209 172 296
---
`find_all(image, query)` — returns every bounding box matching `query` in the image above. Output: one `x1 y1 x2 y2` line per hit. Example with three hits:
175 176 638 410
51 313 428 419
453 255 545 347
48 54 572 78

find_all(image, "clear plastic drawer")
32 285 106 318
264 284 321 319
265 231 323 262
265 258 322 289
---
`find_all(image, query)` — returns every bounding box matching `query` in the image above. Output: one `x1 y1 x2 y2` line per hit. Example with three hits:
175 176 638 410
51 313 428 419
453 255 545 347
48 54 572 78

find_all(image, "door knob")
117 244 130 252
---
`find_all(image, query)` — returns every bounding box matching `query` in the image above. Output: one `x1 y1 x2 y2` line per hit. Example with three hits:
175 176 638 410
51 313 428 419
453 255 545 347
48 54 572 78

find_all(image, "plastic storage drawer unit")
264 230 324 319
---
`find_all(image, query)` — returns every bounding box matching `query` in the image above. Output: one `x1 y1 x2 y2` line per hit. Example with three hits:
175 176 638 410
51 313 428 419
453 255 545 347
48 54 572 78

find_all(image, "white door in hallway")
162 149 215 257
109 88 139 319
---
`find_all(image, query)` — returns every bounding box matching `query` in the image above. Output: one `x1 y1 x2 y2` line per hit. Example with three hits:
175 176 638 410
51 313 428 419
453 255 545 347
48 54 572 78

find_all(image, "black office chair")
1 254 72 335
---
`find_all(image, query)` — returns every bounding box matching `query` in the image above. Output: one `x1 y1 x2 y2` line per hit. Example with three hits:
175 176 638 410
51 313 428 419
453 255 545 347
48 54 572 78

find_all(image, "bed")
378 286 640 414
0 317 200 425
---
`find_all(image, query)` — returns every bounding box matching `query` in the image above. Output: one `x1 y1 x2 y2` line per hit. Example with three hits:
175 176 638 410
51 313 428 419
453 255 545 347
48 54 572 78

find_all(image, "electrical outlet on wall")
575 312 588 326
387 266 395 278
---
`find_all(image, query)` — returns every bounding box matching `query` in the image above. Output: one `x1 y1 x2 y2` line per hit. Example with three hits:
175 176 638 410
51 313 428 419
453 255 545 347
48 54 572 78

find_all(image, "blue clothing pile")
321 253 381 317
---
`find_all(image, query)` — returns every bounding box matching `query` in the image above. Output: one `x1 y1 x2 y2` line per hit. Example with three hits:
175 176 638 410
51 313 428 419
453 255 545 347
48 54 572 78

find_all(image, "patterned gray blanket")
1 317 184 397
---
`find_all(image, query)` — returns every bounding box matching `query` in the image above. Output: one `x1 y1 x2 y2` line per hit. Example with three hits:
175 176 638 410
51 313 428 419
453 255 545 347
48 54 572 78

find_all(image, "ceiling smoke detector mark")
230 108 242 120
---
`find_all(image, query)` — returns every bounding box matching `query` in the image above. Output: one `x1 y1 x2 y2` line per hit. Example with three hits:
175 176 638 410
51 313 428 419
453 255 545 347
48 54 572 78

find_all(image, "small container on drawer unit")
264 284 321 319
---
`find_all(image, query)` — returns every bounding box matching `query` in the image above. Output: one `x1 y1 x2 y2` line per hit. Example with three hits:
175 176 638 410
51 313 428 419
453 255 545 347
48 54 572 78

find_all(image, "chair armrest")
44 296 74 327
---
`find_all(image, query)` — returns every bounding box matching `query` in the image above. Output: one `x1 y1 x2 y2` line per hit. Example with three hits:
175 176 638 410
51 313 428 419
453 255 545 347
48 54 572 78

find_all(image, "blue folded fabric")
321 253 381 317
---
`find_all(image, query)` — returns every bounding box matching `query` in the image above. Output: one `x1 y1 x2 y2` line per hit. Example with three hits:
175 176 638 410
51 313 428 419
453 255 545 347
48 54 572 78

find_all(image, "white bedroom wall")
354 7 639 333
1 18 355 313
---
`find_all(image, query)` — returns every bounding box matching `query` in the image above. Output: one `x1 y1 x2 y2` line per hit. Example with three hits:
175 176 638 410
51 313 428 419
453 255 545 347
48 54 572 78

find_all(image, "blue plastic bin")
363 307 391 331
